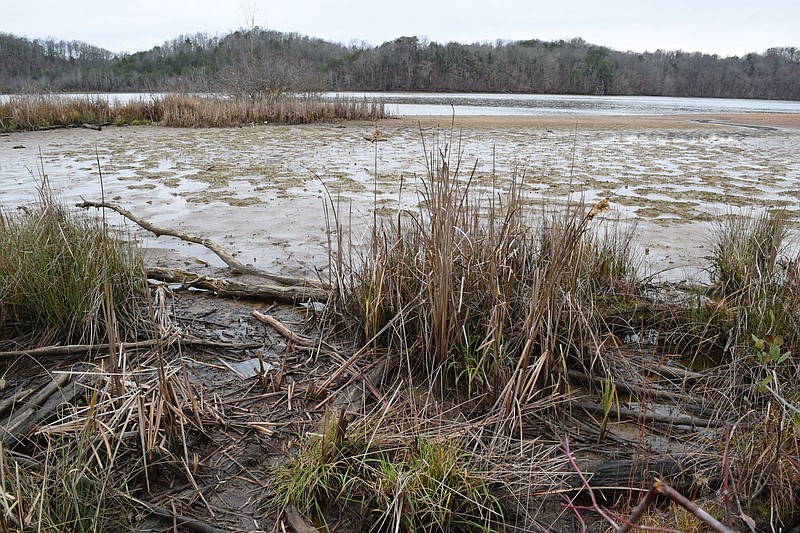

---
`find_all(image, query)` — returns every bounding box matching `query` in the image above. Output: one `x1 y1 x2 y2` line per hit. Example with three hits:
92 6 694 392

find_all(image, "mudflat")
1 112 798 281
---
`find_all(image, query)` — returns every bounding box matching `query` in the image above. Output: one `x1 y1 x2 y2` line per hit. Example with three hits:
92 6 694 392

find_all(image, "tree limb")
76 199 328 289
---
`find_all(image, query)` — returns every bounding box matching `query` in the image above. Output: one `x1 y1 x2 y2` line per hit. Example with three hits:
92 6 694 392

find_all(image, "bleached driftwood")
148 267 328 303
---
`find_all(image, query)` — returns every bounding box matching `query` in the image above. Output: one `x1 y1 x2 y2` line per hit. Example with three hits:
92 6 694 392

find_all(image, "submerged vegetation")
1 126 800 531
0 92 387 132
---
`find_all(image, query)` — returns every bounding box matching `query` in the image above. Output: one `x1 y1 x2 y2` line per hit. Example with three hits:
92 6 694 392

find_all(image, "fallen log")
571 400 729 428
0 335 261 359
566 369 689 404
0 372 72 447
284 504 322 533
569 456 718 495
77 200 327 289
0 386 35 418
31 123 106 131
148 267 329 303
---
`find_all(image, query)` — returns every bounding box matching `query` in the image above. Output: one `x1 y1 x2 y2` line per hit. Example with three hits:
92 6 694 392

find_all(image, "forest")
1 28 799 100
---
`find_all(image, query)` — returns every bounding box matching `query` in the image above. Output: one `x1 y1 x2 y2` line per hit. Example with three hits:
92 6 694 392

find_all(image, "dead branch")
566 434 730 533
617 489 658 533
0 335 261 359
76 200 327 289
562 436 620 530
619 479 737 533
251 311 318 347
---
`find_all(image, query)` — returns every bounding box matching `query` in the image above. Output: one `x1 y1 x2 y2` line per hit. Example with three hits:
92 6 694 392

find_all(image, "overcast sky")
4 0 798 57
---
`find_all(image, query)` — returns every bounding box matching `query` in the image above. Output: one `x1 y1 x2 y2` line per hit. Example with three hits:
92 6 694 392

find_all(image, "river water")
325 92 800 116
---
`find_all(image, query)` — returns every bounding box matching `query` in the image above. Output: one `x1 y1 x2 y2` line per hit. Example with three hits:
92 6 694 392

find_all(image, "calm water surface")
328 92 800 116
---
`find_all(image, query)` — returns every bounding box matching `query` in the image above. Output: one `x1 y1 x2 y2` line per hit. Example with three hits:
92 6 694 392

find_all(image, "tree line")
1 30 798 100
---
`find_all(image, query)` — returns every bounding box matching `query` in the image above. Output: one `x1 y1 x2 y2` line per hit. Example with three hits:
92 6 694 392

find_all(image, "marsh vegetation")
0 93 387 132
1 118 800 532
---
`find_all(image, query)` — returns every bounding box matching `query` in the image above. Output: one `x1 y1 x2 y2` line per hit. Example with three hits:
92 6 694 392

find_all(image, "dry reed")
0 93 387 131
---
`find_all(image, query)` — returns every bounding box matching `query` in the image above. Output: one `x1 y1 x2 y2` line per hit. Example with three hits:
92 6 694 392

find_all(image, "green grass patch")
272 410 504 532
0 185 146 347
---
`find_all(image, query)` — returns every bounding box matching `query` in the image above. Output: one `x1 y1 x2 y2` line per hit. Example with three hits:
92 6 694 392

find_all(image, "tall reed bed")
706 210 800 348
158 93 386 126
318 135 800 528
0 93 388 131
327 130 641 411
0 94 114 131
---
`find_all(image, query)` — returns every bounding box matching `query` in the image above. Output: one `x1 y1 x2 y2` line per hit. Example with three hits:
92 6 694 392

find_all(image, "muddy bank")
1 113 798 281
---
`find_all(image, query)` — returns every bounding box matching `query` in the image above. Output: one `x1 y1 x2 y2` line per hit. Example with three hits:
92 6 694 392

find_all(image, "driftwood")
0 335 261 359
76 200 327 290
148 267 328 303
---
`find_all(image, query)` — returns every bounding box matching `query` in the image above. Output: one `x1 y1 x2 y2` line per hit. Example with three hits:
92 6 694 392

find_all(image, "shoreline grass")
0 92 388 132
0 180 146 347
326 128 639 407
